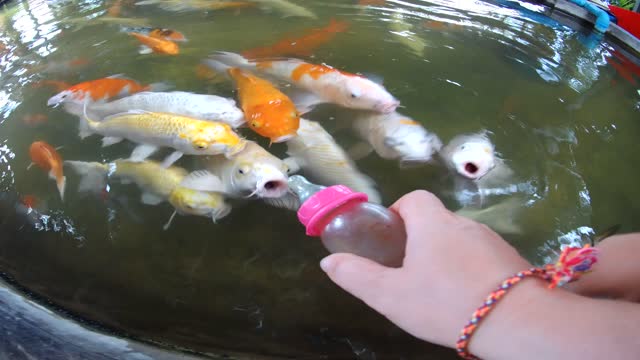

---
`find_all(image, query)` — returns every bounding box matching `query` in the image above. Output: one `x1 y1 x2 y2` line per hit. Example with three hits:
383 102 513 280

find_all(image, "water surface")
0 0 639 358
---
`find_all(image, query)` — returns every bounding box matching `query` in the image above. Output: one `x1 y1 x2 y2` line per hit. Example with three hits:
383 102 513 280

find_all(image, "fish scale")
112 160 188 197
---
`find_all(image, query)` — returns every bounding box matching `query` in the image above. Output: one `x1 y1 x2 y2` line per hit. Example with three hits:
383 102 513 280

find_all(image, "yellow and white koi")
65 159 231 229
79 108 246 167
207 52 399 114
204 141 289 198
284 118 381 203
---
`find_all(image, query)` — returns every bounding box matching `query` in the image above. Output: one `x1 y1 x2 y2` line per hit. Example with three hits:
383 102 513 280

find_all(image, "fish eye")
238 169 244 174
460 145 466 150
350 93 358 98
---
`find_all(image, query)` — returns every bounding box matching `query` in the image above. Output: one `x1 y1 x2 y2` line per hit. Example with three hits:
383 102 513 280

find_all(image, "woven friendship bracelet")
455 245 599 360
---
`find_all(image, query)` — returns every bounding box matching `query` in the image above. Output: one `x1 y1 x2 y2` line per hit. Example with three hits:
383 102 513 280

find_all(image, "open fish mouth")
376 100 400 114
256 178 289 198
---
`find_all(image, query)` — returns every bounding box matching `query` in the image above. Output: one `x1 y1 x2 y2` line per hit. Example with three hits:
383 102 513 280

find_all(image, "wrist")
468 277 579 359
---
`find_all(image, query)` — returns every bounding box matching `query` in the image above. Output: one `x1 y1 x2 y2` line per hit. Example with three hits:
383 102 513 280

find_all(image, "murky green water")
0 0 639 358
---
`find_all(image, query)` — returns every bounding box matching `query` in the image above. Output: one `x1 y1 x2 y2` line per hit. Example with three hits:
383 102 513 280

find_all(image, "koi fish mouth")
376 100 400 114
256 178 289 198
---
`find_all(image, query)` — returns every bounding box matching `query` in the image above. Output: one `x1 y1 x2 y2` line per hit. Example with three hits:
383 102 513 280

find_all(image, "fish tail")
147 81 173 92
56 174 66 201
64 160 109 194
202 58 232 78
326 18 349 33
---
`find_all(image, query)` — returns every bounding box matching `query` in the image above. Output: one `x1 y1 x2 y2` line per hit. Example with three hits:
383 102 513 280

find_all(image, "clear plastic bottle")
289 175 406 267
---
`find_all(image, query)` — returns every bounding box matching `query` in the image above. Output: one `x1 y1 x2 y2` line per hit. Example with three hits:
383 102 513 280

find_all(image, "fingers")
320 253 394 311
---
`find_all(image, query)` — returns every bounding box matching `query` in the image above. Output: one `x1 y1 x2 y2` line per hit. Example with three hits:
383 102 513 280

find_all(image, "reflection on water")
0 0 639 358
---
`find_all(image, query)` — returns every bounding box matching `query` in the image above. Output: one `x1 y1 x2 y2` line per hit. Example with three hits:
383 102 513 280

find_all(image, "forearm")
470 279 640 360
569 233 640 301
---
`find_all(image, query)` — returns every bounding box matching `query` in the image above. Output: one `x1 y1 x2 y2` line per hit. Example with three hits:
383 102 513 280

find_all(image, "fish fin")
288 90 324 114
101 136 124 147
79 98 96 139
27 162 34 171
210 51 253 68
55 146 64 151
361 72 384 85
263 193 300 211
179 170 224 192
160 151 184 168
129 144 159 162
141 192 164 205
107 73 128 79
283 157 302 173
148 81 173 92
138 45 153 55
64 160 109 194
347 141 374 161
162 210 178 230
57 176 66 201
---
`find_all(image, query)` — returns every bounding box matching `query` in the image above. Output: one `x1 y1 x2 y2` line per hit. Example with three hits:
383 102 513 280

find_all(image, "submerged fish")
285 118 381 203
350 111 442 165
389 12 427 57
455 196 524 235
78 109 246 167
136 0 255 12
28 58 90 75
203 60 299 143
149 28 187 41
205 140 289 198
129 32 179 55
63 91 245 127
32 80 72 92
47 75 167 106
62 16 151 29
29 141 66 200
242 18 349 59
65 159 231 229
249 0 316 18
207 51 399 114
439 132 496 180
22 113 48 127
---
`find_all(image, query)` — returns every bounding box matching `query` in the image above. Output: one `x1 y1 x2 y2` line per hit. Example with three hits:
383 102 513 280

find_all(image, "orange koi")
228 68 299 143
32 80 72 92
129 32 179 55
149 28 187 42
29 141 66 200
20 195 39 209
22 113 48 127
242 19 349 59
47 76 155 105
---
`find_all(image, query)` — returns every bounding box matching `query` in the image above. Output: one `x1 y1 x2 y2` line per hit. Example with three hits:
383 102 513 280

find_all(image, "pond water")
0 0 639 358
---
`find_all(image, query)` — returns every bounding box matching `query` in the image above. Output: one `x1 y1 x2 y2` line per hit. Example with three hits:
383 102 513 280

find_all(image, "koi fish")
207 51 399 114
78 108 246 167
63 91 245 128
389 12 427 57
204 60 299 143
284 118 381 203
20 194 39 209
65 159 230 229
22 113 48 127
29 141 66 200
204 140 289 198
249 0 316 18
242 18 349 59
350 111 442 165
63 16 151 29
455 196 524 235
32 80 72 92
438 132 496 180
47 75 168 106
28 58 90 75
129 32 179 55
149 28 187 41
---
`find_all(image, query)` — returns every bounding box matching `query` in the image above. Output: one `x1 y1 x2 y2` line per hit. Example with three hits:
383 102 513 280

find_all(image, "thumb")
320 253 394 309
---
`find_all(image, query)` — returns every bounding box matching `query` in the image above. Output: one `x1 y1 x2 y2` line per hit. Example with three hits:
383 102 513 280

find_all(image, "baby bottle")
289 175 406 267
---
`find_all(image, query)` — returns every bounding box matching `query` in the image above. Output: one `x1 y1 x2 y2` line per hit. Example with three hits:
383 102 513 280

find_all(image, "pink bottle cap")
297 185 368 237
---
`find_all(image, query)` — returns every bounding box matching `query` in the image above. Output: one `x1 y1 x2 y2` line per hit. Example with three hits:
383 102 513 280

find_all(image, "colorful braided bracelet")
455 245 599 360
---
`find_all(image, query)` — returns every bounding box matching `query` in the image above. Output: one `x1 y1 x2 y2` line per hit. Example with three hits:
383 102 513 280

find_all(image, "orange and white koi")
29 141 66 200
242 18 349 59
129 32 179 55
204 59 299 143
207 51 399 114
47 75 165 106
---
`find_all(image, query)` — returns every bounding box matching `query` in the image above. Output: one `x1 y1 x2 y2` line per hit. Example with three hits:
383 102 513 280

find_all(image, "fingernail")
320 257 333 273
